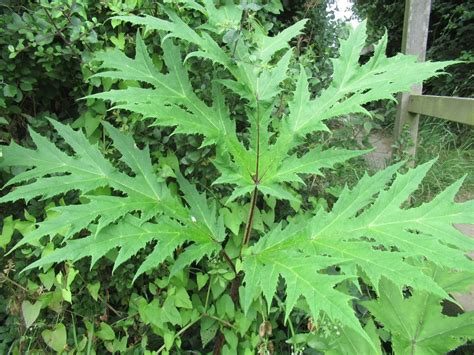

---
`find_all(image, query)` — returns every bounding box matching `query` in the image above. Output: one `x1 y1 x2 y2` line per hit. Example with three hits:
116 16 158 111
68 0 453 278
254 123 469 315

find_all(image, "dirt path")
363 132 393 170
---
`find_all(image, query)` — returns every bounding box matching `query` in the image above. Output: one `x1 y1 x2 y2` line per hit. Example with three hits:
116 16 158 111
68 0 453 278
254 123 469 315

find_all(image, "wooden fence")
394 0 474 159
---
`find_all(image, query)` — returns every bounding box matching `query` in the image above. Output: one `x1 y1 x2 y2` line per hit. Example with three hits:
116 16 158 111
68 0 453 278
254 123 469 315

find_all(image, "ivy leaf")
200 317 219 347
96 322 115 341
87 282 100 301
0 216 15 250
21 301 42 329
162 297 182 326
42 323 67 353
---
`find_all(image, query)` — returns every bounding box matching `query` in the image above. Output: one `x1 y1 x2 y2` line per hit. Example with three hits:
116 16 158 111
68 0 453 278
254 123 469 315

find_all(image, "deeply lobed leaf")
1 120 221 280
242 160 473 343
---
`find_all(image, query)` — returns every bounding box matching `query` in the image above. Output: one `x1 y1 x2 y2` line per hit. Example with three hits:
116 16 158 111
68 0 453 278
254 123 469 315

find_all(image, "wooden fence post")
394 0 432 159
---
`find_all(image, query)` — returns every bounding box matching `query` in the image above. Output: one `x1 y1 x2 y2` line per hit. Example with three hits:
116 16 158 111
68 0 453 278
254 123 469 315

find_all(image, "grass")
306 115 474 209
415 118 474 202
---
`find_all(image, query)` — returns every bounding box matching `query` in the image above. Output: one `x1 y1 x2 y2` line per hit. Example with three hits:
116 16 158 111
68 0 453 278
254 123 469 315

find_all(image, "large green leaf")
241 223 371 345
22 215 181 274
243 161 474 346
90 33 234 146
274 21 455 157
1 121 217 279
365 278 474 355
1 119 166 206
1 6 471 353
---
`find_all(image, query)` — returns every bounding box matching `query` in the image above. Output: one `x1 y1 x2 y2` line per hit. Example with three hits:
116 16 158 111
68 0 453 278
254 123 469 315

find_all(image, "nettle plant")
2 1 474 353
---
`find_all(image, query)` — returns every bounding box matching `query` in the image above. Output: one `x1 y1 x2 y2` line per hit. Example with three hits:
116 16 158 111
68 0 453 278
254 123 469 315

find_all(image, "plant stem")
157 316 202 353
226 96 263 352
231 9 248 59
0 274 28 292
71 314 79 350
203 313 237 330
204 275 212 312
86 322 94 355
242 187 258 248
255 98 261 181
221 249 236 274
287 317 296 338
241 97 261 250
42 7 71 46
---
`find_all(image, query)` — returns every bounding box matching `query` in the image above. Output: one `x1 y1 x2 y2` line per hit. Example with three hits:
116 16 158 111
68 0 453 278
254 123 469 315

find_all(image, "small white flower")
191 216 197 222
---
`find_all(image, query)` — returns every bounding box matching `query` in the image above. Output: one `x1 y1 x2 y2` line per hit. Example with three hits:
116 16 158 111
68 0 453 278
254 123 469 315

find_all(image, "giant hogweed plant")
2 1 474 353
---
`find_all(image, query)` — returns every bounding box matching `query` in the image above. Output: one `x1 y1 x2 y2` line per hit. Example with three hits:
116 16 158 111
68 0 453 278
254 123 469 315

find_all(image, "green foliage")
0 0 171 144
365 272 474 354
1 1 473 353
415 120 474 201
353 0 474 97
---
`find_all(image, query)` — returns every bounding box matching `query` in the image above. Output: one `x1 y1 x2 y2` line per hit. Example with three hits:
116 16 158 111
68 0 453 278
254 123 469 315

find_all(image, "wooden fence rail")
394 0 474 159
408 95 474 126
